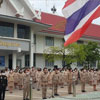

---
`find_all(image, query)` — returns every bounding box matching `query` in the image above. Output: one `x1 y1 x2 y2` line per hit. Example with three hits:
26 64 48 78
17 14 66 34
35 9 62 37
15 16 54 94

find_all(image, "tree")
84 41 100 68
43 43 86 68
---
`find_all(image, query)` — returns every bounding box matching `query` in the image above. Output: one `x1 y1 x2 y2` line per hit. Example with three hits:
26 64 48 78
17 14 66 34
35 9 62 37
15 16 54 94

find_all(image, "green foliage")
43 41 100 68
43 43 86 66
84 41 100 67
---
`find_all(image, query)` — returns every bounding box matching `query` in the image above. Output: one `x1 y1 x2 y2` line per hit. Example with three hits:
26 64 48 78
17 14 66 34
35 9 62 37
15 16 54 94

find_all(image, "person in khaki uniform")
52 68 59 96
8 70 14 93
67 68 73 94
23 69 30 100
64 69 69 85
30 67 36 89
41 68 49 99
13 70 19 89
36 68 42 91
59 69 64 88
80 69 87 92
18 71 23 90
92 70 98 91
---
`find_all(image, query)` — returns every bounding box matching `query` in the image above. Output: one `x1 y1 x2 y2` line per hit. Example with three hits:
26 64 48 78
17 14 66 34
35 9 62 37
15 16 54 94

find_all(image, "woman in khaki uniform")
8 71 14 93
13 70 19 89
92 70 98 91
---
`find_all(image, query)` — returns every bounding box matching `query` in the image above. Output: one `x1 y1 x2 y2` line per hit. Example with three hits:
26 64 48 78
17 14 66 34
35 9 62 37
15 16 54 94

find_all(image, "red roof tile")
36 12 100 39
35 12 66 32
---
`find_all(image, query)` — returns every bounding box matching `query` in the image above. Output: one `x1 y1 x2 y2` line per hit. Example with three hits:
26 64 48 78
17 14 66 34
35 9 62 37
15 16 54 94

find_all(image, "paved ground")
5 84 100 100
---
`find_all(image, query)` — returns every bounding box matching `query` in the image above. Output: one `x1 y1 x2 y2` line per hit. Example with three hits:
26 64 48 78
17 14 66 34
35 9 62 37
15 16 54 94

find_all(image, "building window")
25 55 30 67
77 40 84 44
90 61 96 67
17 24 30 39
45 36 54 46
0 21 14 37
33 34 36 44
45 59 54 67
77 62 83 67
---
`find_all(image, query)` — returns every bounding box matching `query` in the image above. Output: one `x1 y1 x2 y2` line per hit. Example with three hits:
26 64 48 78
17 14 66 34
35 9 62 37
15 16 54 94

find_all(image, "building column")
14 23 17 38
30 27 34 68
12 52 17 69
5 55 8 68
21 55 25 68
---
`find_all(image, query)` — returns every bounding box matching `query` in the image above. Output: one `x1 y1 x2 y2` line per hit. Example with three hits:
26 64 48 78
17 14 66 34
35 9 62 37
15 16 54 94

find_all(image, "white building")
0 0 99 69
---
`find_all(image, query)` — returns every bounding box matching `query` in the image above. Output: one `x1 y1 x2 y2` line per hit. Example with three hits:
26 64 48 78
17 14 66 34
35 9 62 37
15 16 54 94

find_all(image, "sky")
28 0 100 25
29 0 66 16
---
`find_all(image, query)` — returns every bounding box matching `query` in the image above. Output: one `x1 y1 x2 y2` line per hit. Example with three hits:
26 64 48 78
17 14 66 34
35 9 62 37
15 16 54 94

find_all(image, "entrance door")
8 54 12 70
17 59 22 68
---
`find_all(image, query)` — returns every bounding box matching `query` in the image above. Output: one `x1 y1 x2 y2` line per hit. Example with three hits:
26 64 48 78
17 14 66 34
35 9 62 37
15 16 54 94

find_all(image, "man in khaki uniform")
80 69 87 92
36 68 42 91
52 68 59 96
23 69 30 100
41 68 49 99
30 67 36 89
67 68 73 94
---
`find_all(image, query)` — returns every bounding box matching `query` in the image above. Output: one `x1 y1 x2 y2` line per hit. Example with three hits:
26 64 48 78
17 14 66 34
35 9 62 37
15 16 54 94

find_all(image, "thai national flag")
62 0 100 46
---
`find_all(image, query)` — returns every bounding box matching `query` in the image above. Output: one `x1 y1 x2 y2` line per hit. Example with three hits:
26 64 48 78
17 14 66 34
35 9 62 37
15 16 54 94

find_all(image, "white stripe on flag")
64 5 100 41
62 0 88 18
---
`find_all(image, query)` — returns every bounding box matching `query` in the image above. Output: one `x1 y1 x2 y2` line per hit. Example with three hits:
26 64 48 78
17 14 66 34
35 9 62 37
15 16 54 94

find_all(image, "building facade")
0 0 100 69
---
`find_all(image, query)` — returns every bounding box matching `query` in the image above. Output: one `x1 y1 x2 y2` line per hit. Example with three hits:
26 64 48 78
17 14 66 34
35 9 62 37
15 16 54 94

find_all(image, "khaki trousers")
42 85 47 98
23 84 30 99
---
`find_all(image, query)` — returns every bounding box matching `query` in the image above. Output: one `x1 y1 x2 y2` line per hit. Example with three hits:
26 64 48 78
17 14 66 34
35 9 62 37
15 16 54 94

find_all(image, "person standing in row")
92 70 98 91
67 68 73 94
41 68 49 99
0 70 8 100
18 71 23 90
36 68 42 91
80 69 87 92
52 68 60 96
30 67 36 89
8 70 14 93
13 70 19 89
23 69 30 100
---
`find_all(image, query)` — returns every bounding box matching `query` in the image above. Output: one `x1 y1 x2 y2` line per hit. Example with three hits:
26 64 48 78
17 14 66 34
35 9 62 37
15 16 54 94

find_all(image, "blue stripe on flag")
65 0 100 35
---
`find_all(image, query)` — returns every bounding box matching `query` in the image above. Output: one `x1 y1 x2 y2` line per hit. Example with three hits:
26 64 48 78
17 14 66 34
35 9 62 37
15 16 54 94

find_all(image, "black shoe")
43 98 47 99
54 94 59 96
68 92 73 94
37 89 40 91
82 90 86 92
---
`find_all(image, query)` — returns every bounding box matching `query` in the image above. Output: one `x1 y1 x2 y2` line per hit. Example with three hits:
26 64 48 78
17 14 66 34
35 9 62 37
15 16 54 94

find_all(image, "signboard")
0 38 29 51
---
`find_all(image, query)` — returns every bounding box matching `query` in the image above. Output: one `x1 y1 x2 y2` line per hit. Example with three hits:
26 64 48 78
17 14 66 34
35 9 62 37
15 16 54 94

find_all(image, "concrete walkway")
5 84 100 100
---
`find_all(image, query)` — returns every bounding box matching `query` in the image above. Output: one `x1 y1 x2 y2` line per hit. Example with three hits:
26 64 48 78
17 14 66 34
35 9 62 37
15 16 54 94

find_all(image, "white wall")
36 35 45 53
35 34 63 53
54 59 62 68
0 0 16 16
36 54 45 68
54 37 63 47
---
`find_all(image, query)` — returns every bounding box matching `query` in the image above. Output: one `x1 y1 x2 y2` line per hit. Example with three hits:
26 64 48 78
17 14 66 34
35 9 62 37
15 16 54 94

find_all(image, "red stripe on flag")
64 6 100 46
63 0 76 9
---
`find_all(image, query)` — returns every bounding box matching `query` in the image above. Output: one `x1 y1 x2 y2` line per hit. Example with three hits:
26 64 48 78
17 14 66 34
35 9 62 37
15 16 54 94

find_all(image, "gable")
0 0 41 20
